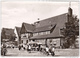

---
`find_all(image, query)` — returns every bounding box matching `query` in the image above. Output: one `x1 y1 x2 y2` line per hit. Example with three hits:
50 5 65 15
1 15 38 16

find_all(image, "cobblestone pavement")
4 48 79 56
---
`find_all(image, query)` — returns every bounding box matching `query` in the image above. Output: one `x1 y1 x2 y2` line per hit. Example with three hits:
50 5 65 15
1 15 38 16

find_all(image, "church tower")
68 2 73 17
68 7 73 17
67 2 73 22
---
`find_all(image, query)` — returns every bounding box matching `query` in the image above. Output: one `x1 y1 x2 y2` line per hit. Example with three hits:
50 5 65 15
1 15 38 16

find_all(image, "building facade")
19 7 79 48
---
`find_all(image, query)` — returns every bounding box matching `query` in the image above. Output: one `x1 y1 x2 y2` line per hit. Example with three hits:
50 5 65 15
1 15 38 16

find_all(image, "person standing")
18 45 21 50
2 43 7 56
46 46 49 56
28 44 31 53
49 45 55 56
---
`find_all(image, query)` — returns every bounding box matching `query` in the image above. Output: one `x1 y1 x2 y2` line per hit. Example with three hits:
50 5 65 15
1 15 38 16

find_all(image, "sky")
1 1 79 29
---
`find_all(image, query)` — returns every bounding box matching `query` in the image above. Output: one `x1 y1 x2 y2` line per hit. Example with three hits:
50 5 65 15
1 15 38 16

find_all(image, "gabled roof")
33 24 56 32
30 13 68 39
20 13 68 39
22 22 35 32
34 13 67 28
15 27 21 37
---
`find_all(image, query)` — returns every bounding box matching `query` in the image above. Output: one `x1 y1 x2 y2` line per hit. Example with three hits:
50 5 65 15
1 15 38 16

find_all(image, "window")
21 40 23 43
39 32 43 35
46 31 50 34
43 32 46 35
33 33 38 36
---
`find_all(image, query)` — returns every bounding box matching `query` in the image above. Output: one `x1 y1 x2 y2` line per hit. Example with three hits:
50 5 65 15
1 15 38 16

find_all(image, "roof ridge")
34 13 67 23
23 22 31 25
15 26 21 28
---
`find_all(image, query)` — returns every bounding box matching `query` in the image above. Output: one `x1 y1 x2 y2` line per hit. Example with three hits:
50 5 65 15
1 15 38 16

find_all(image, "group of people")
18 44 26 50
45 45 55 56
27 44 55 56
18 43 55 56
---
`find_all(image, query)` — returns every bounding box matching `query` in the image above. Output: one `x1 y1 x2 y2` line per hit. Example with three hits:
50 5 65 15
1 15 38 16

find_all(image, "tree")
60 15 79 48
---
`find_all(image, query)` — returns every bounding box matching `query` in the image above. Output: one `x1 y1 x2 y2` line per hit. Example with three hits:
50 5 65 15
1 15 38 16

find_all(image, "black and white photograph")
1 1 79 56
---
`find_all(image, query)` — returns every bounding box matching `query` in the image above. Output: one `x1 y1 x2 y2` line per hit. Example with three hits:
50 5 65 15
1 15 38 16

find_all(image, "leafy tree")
60 15 79 48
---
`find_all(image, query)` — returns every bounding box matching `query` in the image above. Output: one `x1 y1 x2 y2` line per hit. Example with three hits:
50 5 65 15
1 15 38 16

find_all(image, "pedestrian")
49 45 55 56
3 43 6 48
23 44 25 50
46 46 49 56
19 45 21 50
28 44 31 53
38 44 41 51
2 43 7 56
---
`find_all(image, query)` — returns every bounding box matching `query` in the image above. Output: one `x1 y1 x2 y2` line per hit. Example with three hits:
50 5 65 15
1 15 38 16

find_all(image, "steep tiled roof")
34 13 67 28
15 27 21 37
23 22 35 32
21 13 68 39
30 13 68 39
33 24 56 32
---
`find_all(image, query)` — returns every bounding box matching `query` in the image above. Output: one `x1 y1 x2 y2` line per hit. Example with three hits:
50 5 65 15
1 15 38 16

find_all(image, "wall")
33 38 61 48
35 39 45 44
47 38 60 48
21 33 29 44
14 28 19 41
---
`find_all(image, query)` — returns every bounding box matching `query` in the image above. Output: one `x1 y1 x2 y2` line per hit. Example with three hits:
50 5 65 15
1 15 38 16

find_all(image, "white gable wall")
14 28 19 41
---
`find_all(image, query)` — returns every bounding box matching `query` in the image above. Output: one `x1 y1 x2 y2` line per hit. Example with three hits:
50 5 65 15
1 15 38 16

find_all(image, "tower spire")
69 2 71 7
68 2 72 17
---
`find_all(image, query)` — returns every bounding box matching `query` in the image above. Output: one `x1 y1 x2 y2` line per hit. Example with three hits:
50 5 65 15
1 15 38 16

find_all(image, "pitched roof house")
20 13 68 46
20 7 79 47
20 22 35 33
30 13 67 39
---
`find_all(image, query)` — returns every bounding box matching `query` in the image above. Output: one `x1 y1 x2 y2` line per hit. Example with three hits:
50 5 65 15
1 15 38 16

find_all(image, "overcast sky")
1 1 79 29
